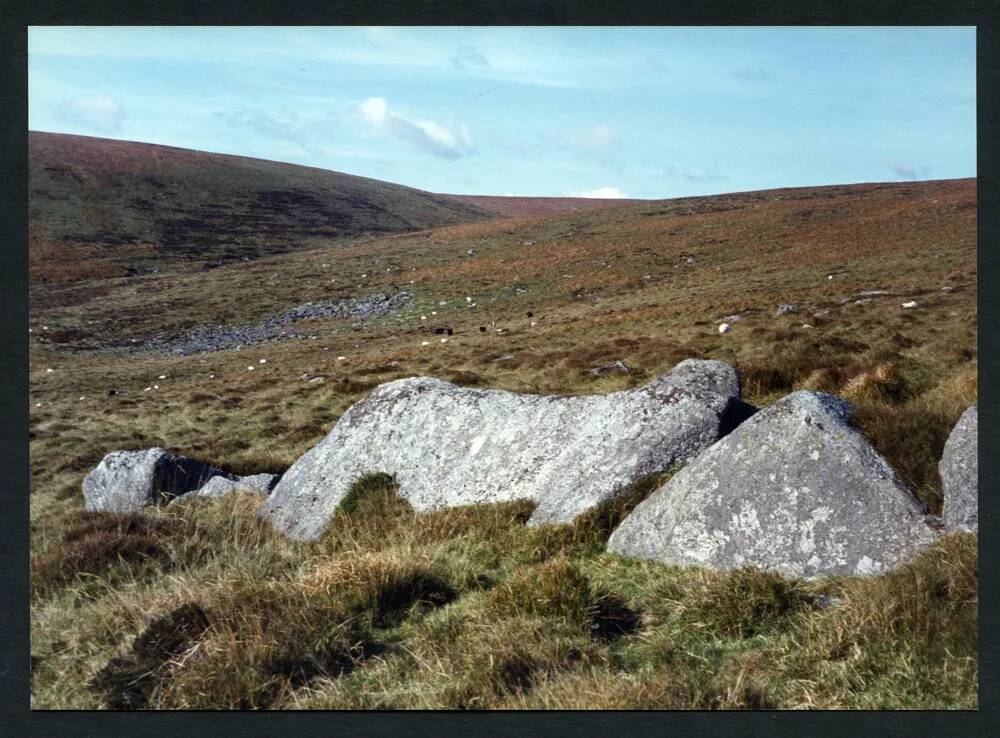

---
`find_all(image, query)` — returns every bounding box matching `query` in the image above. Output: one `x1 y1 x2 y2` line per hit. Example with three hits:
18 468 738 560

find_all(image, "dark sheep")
479 326 487 333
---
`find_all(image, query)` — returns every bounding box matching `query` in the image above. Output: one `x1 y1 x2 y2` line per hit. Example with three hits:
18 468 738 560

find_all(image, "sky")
28 26 976 199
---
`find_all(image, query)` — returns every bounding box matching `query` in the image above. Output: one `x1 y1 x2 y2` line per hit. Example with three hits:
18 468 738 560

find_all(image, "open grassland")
29 177 978 708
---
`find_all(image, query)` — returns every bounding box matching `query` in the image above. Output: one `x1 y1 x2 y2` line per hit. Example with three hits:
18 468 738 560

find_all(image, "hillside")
28 132 643 284
29 176 977 709
443 194 641 218
28 132 496 281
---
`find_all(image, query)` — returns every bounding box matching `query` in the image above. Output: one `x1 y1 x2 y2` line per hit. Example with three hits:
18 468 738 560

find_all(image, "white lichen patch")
608 390 935 578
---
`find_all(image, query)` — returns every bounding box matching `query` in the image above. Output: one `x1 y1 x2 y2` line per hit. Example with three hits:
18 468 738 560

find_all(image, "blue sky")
28 26 976 199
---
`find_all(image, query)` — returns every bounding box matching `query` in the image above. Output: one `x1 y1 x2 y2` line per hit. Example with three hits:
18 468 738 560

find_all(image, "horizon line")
28 128 978 202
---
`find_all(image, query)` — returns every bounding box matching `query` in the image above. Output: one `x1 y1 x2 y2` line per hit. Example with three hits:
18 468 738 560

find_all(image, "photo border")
2 1 995 735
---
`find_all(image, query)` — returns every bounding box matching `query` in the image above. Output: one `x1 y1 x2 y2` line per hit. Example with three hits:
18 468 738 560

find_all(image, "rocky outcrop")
941 405 978 531
82 448 231 513
137 292 414 356
607 391 937 578
260 359 748 541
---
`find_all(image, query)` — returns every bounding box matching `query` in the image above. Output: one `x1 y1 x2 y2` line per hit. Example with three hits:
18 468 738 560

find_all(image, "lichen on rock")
260 359 747 541
607 391 937 578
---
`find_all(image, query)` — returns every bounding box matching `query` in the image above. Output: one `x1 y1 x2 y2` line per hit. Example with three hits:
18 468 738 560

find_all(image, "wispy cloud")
452 44 490 71
664 164 727 183
216 109 331 148
54 94 125 133
576 124 621 156
562 123 623 167
883 160 925 180
359 97 474 160
567 186 629 199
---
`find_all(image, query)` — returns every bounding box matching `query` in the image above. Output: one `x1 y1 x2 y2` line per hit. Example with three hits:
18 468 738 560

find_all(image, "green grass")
29 176 978 708
29 477 977 709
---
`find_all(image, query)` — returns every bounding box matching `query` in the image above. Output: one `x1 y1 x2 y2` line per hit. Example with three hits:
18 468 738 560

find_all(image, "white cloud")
54 95 125 133
567 186 629 199
359 96 387 126
358 97 474 160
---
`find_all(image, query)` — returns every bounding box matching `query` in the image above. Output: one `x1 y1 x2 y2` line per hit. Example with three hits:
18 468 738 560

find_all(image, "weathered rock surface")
171 472 281 503
607 391 937 578
260 359 748 541
941 405 978 531
83 448 232 513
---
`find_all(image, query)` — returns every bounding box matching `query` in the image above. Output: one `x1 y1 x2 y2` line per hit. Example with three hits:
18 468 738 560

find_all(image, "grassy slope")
28 131 493 281
29 177 978 709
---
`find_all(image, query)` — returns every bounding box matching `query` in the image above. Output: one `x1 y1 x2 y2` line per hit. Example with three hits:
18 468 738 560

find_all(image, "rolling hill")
28 132 640 283
28 158 977 709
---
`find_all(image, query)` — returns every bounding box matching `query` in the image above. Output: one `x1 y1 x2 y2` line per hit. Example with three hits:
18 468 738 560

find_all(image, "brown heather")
30 173 977 709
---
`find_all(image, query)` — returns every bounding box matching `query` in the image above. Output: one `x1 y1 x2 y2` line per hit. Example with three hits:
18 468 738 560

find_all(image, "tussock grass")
29 477 978 709
31 512 180 598
30 179 977 708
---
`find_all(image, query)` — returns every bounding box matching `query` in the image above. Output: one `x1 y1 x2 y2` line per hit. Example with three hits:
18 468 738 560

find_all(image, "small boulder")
83 448 232 513
608 391 937 578
718 323 732 334
239 473 281 493
775 304 800 316
172 472 281 503
940 406 978 531
261 359 749 541
718 312 749 323
589 361 629 377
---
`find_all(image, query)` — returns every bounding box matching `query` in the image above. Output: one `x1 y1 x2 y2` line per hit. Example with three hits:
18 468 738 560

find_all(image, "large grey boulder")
82 448 232 513
170 472 281 504
608 391 937 578
260 359 749 541
941 405 978 531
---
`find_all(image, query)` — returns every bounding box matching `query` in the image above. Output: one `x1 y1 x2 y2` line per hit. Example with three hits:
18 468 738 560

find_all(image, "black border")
3 1 996 736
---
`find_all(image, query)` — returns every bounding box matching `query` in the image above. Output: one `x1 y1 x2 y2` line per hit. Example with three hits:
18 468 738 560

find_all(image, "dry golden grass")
29 178 977 709
29 481 976 710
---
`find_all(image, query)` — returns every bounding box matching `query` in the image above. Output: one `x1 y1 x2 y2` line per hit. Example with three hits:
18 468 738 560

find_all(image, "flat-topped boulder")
607 391 937 578
260 359 749 541
82 448 232 513
941 405 978 531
